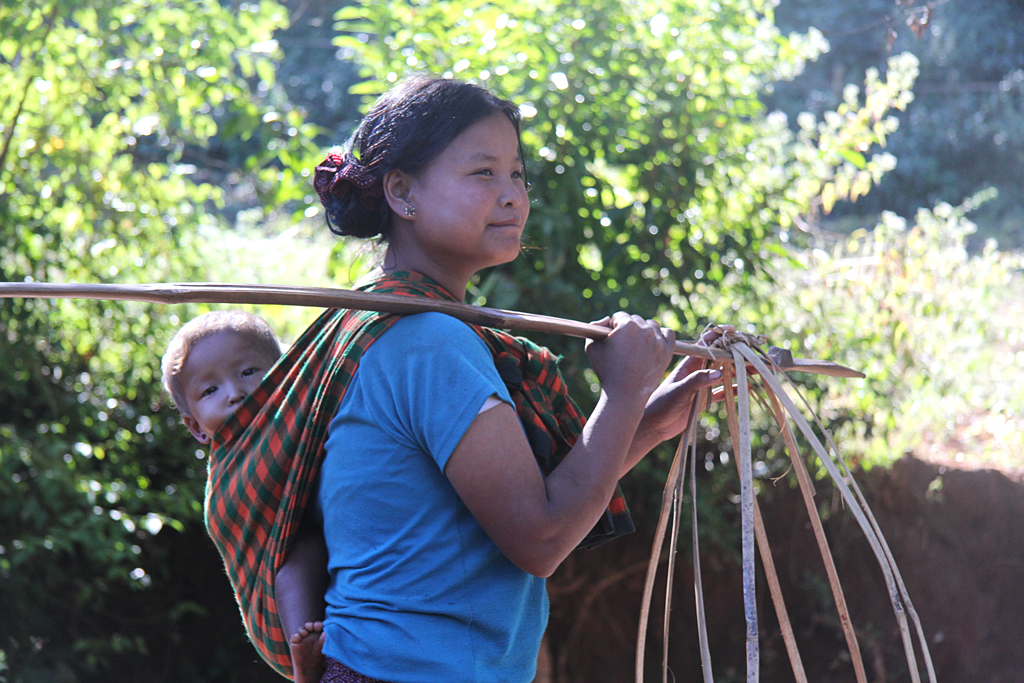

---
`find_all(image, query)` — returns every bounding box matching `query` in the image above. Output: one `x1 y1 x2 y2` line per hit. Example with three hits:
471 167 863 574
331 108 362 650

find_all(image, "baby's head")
161 311 281 444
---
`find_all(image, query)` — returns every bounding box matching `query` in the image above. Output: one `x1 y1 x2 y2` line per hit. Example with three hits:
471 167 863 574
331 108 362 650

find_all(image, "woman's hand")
584 312 677 405
621 325 731 473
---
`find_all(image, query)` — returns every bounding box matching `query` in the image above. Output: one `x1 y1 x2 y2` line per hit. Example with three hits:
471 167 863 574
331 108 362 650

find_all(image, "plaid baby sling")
204 271 634 679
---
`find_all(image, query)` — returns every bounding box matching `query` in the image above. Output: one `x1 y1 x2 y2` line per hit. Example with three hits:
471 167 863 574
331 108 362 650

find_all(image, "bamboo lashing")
0 280 864 379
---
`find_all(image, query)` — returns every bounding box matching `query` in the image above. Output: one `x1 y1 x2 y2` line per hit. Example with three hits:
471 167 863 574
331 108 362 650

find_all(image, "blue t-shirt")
318 313 548 682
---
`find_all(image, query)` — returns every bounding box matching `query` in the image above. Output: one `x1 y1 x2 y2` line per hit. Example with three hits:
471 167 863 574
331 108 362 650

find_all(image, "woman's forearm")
620 418 668 478
519 391 650 574
445 391 648 578
546 391 645 510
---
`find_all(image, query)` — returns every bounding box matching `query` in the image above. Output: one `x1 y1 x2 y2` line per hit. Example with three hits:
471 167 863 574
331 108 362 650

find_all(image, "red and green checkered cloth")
204 271 634 679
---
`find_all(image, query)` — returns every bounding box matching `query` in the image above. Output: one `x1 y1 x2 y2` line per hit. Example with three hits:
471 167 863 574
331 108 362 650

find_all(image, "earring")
404 205 416 217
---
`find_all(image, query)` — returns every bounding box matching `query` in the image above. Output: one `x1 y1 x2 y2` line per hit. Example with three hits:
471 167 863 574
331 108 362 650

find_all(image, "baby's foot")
290 621 326 683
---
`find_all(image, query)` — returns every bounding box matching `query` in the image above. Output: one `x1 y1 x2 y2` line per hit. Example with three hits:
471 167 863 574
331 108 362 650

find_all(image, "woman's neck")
382 244 469 301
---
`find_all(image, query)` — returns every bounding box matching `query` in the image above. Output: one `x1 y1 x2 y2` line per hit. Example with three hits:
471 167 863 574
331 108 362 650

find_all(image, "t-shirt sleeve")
355 312 513 471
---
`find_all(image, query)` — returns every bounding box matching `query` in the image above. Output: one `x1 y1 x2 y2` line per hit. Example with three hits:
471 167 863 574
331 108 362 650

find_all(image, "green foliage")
331 0 921 516
799 52 917 216
701 190 1024 469
199 218 370 344
773 0 1024 251
0 1 312 679
333 0 914 348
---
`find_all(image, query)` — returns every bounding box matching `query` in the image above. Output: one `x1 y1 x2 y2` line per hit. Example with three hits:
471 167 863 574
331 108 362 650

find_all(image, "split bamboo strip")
766 390 868 683
661 476 682 683
751 500 807 683
635 390 715 683
794 402 938 683
641 342 806 683
846 483 938 683
729 348 759 683
0 281 865 378
689 410 714 683
635 425 690 683
720 368 807 683
776 365 936 683
634 336 930 683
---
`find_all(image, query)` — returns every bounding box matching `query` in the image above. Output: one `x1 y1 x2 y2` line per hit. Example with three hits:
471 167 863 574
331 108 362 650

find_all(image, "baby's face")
179 331 276 444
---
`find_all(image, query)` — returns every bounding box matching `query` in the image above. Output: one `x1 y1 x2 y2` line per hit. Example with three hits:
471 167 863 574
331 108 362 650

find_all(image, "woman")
312 75 723 682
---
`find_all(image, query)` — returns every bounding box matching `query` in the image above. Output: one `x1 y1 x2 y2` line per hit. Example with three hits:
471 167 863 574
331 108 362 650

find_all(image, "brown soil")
542 456 1024 683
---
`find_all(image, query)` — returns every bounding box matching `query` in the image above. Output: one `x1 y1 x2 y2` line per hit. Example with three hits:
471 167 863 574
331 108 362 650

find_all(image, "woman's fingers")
662 367 723 400
586 312 678 401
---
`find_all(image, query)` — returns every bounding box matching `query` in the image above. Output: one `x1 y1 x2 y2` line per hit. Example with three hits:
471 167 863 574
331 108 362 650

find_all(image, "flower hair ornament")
314 152 385 212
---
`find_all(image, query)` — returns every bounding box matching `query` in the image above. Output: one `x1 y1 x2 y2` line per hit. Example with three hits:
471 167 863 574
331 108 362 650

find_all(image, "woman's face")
389 112 529 290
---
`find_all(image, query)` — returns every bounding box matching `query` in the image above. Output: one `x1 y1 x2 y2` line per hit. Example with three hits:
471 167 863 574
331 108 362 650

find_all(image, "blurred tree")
274 0 362 137
0 1 312 680
770 0 1024 250
696 187 1024 467
333 0 917 329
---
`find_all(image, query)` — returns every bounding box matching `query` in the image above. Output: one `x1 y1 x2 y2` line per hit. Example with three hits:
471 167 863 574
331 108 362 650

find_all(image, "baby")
161 311 327 683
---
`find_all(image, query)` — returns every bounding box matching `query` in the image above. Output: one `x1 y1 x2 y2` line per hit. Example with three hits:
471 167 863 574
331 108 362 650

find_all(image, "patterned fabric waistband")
320 656 389 683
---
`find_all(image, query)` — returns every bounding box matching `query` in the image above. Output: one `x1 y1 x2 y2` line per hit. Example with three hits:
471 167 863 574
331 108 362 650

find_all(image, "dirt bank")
543 456 1024 682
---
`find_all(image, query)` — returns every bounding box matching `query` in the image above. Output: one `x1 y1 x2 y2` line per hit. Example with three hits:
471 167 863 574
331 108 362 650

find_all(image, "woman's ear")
383 169 415 219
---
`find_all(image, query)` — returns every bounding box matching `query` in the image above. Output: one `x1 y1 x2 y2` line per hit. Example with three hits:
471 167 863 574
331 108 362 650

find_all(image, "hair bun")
313 152 384 212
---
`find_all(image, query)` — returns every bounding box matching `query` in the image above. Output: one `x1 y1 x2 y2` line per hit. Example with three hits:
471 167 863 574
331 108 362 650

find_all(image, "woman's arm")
444 313 720 578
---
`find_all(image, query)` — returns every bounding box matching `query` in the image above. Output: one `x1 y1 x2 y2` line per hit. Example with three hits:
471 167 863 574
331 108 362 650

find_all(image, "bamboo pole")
723 354 759 683
0 281 864 378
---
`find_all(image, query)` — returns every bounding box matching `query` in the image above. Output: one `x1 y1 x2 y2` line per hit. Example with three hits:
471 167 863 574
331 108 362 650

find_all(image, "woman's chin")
498 247 522 267
483 240 523 267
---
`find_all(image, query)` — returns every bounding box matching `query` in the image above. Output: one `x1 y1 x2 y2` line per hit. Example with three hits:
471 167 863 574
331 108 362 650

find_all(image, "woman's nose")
500 179 526 207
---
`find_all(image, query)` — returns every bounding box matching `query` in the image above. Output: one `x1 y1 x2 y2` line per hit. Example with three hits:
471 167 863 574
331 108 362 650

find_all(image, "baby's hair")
319 75 525 240
161 310 281 418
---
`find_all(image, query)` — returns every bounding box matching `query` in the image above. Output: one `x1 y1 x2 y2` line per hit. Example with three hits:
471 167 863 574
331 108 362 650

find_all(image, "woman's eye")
475 168 493 177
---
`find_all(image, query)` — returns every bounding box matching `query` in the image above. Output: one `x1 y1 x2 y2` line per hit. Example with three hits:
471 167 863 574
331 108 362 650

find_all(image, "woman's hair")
314 75 524 240
161 310 281 418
